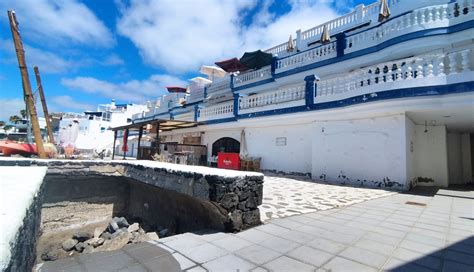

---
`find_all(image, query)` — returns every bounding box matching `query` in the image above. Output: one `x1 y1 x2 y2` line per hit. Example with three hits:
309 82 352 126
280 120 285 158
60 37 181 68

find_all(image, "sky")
0 0 373 121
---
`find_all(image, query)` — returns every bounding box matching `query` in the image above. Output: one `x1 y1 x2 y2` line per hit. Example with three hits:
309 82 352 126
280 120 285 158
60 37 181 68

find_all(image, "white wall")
246 124 312 174
412 125 449 187
461 133 472 184
311 115 408 190
448 132 463 184
405 117 417 188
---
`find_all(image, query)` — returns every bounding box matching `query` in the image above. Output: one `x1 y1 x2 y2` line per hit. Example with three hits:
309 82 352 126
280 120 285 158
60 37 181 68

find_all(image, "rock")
146 232 159 240
242 209 261 227
100 231 132 251
94 226 106 238
75 242 86 252
227 210 243 231
82 245 94 254
61 238 78 251
73 231 92 242
112 217 130 228
138 228 145 234
86 237 105 248
158 228 169 238
100 232 113 240
220 193 239 210
41 247 59 261
127 223 139 233
107 221 120 233
245 195 258 209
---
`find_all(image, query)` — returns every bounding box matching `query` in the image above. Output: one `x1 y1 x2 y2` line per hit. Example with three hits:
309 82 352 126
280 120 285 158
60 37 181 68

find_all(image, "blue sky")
0 0 372 121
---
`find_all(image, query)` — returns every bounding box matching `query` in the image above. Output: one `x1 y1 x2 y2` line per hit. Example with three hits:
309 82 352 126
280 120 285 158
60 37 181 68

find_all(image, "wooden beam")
8 10 45 158
34 66 55 144
112 130 117 160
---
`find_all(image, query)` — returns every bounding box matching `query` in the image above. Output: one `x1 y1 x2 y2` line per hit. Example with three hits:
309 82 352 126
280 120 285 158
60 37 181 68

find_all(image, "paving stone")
444 249 474 266
82 252 136 271
307 237 346 254
323 256 377 272
382 257 434 272
142 254 181 272
211 235 253 252
124 243 169 262
391 247 442 270
443 260 474 272
203 254 255 272
404 233 446 247
287 245 334 267
259 235 300 254
235 244 281 265
250 267 268 272
339 246 389 268
235 228 276 243
398 239 442 256
263 256 315 272
181 243 228 264
354 238 396 254
164 234 207 251
117 263 148 272
172 252 196 270
186 266 208 272
362 232 401 246
272 229 317 244
320 230 360 245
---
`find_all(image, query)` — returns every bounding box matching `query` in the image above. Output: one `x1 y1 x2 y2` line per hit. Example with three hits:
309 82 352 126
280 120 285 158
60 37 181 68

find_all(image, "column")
304 75 318 107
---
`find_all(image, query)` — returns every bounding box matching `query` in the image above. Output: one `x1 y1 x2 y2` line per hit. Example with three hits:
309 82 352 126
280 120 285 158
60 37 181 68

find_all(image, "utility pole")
34 66 55 144
8 10 46 158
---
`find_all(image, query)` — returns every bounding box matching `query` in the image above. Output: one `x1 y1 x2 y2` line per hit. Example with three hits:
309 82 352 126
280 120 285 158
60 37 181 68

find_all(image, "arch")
212 137 240 156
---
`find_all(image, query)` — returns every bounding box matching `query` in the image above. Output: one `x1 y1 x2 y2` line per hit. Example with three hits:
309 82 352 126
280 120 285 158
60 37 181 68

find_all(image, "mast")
34 66 55 144
8 10 46 158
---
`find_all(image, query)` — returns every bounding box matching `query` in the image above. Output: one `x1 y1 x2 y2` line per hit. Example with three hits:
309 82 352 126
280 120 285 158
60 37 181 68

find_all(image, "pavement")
259 175 395 221
37 186 473 272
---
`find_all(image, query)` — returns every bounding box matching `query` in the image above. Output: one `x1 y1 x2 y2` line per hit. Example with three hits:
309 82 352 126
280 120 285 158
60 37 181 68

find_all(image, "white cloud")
0 98 25 121
50 96 95 112
0 39 123 74
61 74 186 103
1 0 114 47
116 0 340 73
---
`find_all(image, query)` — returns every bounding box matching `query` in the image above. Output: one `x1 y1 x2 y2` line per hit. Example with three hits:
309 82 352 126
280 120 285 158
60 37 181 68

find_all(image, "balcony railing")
316 47 473 103
233 65 272 88
173 111 194 122
198 101 234 121
206 77 231 95
275 41 337 73
346 0 474 54
239 83 305 113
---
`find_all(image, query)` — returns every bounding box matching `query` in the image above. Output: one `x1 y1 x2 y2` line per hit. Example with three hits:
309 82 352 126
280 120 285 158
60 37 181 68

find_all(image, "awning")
166 86 187 93
239 50 273 70
112 118 200 132
215 58 249 73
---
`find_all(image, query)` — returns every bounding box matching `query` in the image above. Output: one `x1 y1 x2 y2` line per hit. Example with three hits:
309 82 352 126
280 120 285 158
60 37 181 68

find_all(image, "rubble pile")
41 217 169 261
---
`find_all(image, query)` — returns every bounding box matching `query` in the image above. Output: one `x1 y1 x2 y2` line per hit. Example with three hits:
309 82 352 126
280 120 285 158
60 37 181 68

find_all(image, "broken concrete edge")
0 167 46 271
0 158 264 231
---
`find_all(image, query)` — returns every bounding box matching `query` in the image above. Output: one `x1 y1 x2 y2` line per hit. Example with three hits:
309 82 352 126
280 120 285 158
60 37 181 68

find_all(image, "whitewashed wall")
461 133 472 184
405 117 417 188
245 124 312 174
311 115 408 189
448 132 463 185
412 125 449 187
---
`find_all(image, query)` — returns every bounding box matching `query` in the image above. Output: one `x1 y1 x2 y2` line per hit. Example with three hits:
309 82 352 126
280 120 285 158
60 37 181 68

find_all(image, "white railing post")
461 49 470 72
448 52 458 74
356 4 365 20
296 29 302 51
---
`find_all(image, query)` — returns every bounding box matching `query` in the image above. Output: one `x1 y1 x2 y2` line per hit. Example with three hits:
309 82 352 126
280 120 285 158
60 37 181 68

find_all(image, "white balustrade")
275 42 337 73
239 84 305 111
207 78 231 94
316 47 472 103
173 111 194 122
198 101 234 121
346 0 473 54
233 66 272 87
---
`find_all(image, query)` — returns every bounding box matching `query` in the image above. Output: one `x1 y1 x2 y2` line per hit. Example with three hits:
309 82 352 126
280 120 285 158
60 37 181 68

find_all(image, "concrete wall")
311 115 407 189
448 132 463 185
461 133 472 184
405 117 417 188
413 125 449 187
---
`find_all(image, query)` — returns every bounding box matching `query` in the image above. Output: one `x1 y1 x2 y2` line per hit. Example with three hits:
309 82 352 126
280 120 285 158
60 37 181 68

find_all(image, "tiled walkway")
38 187 473 271
260 175 395 221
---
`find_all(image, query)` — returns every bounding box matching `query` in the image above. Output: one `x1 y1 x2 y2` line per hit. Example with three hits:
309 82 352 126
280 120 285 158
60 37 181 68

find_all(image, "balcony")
233 65 272 88
198 101 234 122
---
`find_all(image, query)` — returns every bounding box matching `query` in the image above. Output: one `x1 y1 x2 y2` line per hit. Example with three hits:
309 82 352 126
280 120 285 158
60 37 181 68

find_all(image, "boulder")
73 232 92 242
220 193 239 210
112 217 130 228
107 221 120 233
94 226 106 238
127 223 139 233
146 232 159 241
75 242 86 252
41 247 59 261
61 238 78 251
100 231 132 251
86 237 105 248
83 245 94 254
100 232 113 240
242 209 261 227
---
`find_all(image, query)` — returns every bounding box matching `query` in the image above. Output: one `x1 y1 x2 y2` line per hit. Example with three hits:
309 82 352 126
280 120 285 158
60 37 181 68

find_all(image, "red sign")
217 152 241 170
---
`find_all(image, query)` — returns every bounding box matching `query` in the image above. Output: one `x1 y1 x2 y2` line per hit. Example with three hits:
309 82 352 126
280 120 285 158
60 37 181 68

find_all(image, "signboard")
217 152 241 170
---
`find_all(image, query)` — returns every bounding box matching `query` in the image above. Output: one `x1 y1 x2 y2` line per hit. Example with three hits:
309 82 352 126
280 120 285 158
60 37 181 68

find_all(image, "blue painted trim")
233 77 275 92
304 75 316 107
233 93 239 117
200 81 474 125
230 74 235 90
204 86 208 99
274 20 474 79
194 105 199 122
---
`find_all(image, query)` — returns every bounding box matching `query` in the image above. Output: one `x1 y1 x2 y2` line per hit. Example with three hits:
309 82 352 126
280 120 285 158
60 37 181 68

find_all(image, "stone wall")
0 159 264 231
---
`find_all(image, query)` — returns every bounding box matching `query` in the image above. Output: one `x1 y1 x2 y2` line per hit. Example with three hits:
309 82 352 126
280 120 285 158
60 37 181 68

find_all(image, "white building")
59 100 148 151
131 0 474 190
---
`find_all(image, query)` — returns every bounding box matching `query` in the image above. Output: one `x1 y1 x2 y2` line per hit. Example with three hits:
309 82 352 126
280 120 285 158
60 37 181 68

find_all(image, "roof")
112 118 200 132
